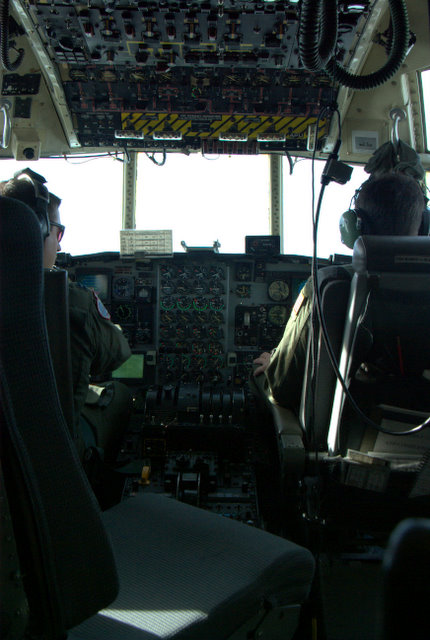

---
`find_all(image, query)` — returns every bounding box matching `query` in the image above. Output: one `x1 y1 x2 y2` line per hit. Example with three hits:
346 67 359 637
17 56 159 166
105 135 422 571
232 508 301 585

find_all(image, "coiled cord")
299 0 410 91
0 0 24 72
299 0 339 72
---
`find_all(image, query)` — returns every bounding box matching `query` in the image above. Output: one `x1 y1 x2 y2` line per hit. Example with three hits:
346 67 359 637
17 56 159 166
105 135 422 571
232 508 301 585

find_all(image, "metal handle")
0 100 12 149
390 107 406 146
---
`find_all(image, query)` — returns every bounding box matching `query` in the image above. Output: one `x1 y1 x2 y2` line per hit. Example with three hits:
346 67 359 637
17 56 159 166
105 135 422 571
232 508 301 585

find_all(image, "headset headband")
13 167 50 239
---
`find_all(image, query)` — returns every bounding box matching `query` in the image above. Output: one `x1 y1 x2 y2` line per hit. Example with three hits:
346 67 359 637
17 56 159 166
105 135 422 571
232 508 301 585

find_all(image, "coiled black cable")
299 0 339 72
299 0 410 91
326 0 409 90
0 0 24 71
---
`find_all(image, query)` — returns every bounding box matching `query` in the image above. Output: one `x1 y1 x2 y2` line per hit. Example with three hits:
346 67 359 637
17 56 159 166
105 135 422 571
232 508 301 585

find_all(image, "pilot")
0 173 132 466
252 172 426 413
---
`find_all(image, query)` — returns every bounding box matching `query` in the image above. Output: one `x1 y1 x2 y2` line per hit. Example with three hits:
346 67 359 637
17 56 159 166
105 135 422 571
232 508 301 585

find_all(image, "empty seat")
0 195 315 640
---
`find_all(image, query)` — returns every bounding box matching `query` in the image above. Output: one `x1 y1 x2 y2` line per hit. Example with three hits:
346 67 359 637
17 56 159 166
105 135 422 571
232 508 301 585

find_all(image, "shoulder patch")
93 290 111 320
292 291 306 317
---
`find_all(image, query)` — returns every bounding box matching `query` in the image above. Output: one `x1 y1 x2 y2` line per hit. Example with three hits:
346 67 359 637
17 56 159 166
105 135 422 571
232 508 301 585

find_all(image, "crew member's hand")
253 351 272 377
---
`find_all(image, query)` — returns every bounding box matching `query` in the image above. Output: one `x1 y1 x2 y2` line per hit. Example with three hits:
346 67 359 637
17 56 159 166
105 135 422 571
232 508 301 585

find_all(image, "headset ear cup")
418 209 430 236
339 209 361 249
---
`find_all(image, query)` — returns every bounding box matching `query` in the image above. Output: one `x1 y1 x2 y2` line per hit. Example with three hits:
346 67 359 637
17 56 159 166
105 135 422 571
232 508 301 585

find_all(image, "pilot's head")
0 174 64 269
340 173 426 248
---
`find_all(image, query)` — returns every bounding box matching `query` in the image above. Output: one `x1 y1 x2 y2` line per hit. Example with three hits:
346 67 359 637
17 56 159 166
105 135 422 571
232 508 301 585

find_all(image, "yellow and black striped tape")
120 113 327 140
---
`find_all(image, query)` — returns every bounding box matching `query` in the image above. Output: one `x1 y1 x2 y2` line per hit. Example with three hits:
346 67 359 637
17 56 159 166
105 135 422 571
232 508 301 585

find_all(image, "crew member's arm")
253 278 313 410
87 290 132 375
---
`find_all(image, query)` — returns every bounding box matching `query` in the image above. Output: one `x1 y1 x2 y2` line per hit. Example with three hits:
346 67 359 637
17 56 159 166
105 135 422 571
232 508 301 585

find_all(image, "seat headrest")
352 235 430 274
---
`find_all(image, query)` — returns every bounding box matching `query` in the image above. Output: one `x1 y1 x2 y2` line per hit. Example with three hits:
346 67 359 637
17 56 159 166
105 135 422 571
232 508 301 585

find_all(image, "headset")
339 189 430 249
13 167 50 239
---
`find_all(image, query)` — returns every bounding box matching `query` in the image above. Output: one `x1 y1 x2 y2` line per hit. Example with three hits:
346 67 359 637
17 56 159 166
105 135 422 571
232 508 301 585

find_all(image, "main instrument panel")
64 248 312 388
62 247 314 522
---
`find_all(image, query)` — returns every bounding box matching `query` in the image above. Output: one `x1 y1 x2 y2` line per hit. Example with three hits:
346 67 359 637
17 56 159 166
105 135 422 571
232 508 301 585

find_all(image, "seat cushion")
70 492 314 640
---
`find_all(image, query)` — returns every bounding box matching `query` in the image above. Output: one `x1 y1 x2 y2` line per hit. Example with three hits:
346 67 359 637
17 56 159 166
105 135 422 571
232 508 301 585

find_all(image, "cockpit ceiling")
6 1 372 154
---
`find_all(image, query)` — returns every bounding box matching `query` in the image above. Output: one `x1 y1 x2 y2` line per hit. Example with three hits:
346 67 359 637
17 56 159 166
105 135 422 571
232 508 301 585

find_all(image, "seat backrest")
0 196 118 639
327 235 430 456
383 518 430 640
299 265 351 451
44 268 75 439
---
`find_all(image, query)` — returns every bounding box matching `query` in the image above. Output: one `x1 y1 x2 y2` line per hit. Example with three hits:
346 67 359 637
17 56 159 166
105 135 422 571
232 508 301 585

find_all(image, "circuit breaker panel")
5 1 370 154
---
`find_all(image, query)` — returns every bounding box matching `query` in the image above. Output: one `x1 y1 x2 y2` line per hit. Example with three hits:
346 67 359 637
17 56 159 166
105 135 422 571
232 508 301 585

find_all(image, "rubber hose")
299 0 339 72
326 0 409 90
0 0 24 72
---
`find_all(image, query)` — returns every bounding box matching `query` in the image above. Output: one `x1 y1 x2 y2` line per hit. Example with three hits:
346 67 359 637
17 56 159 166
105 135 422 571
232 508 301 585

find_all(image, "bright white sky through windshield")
2 60 430 264
0 153 369 259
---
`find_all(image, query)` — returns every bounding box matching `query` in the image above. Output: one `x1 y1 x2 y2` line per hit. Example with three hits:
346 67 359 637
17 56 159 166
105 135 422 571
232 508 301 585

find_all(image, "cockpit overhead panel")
8 0 372 154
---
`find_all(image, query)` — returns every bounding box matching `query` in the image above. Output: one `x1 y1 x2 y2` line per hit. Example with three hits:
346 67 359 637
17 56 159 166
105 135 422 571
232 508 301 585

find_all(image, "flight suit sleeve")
264 277 313 411
86 290 132 376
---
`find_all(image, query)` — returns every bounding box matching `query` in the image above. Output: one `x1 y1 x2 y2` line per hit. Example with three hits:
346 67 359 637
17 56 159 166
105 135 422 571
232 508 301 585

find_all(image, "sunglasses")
49 220 65 242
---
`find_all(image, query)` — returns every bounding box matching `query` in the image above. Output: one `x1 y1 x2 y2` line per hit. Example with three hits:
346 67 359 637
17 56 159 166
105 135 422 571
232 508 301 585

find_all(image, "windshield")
0 154 372 258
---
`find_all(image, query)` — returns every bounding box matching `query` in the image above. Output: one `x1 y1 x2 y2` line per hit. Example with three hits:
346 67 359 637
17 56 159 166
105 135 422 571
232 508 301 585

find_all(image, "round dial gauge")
114 304 133 321
236 265 252 281
160 265 176 278
176 326 186 340
195 311 207 324
193 265 207 279
209 265 224 279
160 296 175 311
208 326 219 339
268 280 290 302
209 280 224 295
136 286 151 300
161 282 175 295
160 311 174 325
113 276 134 299
209 311 224 325
193 297 208 311
210 297 224 311
268 305 288 327
177 296 192 311
176 281 190 294
177 311 191 323
236 285 250 298
194 280 208 295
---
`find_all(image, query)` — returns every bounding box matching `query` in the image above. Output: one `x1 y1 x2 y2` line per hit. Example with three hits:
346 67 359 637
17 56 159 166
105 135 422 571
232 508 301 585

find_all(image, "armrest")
271 404 305 476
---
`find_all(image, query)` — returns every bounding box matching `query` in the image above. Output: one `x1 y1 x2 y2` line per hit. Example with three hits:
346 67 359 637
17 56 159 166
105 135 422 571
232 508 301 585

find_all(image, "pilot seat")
0 195 315 640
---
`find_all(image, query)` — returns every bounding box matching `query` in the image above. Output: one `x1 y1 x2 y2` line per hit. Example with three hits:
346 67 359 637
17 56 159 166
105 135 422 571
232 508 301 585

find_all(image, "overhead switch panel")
19 1 370 153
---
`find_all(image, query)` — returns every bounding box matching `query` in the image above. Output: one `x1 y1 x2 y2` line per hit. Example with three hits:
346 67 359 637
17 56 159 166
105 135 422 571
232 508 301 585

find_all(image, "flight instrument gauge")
160 264 176 278
177 311 191 324
209 280 224 295
193 297 208 311
160 296 175 311
235 263 252 281
194 280 208 295
112 275 134 299
193 265 207 279
161 311 174 325
209 311 224 324
177 296 192 311
161 282 175 295
268 305 288 327
209 266 224 279
209 297 224 311
136 285 152 301
268 280 289 302
114 303 133 322
236 285 250 298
